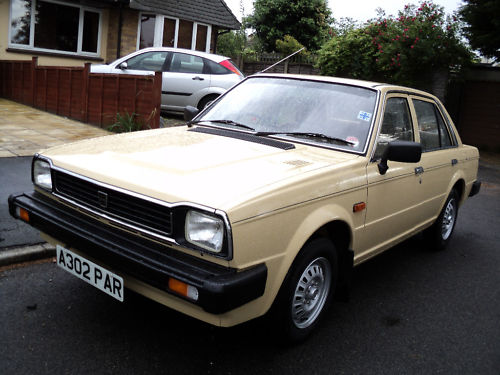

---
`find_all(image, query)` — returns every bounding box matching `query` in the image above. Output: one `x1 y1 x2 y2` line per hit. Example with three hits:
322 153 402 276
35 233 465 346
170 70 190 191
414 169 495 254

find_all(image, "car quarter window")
205 59 231 74
169 53 205 74
125 51 168 71
374 97 414 160
413 99 453 151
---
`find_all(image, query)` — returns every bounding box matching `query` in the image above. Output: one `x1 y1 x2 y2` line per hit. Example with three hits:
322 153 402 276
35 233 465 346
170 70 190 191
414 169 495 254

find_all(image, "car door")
161 52 211 111
359 94 425 260
410 96 459 220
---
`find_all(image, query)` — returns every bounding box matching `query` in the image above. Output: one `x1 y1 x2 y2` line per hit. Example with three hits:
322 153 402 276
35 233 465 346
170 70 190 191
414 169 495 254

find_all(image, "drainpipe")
116 2 124 59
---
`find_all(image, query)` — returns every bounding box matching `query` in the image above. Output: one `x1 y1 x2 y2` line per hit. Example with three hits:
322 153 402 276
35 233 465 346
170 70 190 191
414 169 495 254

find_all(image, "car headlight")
33 158 52 190
185 210 224 253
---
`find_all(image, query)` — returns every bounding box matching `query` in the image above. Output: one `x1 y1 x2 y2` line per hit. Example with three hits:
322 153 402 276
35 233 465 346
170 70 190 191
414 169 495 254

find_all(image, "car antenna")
258 47 305 74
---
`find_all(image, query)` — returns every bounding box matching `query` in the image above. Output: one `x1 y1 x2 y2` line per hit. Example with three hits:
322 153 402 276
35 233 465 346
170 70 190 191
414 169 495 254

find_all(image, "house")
1 0 240 66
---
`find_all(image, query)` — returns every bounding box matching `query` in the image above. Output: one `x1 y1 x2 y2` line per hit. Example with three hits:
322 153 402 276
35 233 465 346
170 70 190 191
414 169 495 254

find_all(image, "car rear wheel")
271 238 337 343
425 189 459 250
197 94 219 111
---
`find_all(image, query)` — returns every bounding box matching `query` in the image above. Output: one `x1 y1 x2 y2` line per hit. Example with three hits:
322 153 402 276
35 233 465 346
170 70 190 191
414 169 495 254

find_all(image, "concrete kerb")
0 243 56 267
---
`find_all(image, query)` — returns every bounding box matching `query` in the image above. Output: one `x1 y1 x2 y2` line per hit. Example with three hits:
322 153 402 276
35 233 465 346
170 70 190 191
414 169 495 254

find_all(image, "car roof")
127 47 229 62
252 73 437 99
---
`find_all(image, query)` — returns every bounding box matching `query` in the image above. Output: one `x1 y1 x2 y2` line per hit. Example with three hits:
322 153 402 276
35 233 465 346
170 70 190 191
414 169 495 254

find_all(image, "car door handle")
415 166 424 175
192 76 204 81
451 159 458 166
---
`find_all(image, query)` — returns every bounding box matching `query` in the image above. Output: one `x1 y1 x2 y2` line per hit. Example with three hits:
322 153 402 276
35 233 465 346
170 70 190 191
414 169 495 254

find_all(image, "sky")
224 0 465 22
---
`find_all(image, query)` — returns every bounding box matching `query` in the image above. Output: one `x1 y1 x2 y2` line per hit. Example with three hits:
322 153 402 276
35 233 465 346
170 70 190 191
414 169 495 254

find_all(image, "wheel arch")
445 170 466 206
270 214 354 312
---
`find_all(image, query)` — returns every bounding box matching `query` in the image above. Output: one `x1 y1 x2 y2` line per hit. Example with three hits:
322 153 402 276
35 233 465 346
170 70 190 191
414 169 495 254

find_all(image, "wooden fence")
235 53 320 76
0 57 161 128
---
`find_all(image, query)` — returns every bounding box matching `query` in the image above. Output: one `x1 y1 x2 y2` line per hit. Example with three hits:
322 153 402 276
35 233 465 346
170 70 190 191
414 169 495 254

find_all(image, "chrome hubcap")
441 198 456 240
292 257 331 329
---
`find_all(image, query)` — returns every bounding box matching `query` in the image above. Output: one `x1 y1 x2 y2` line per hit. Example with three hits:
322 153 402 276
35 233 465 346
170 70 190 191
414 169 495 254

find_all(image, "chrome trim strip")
34 155 234 260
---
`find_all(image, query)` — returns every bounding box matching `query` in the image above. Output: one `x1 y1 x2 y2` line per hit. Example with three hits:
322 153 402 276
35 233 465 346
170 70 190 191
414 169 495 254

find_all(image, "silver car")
91 47 244 113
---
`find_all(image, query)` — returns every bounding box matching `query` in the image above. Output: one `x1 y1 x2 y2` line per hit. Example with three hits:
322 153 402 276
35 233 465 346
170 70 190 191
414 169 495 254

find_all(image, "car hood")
43 126 362 222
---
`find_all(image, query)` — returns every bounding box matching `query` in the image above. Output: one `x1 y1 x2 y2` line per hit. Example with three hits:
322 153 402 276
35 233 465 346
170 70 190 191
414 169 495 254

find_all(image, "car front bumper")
8 191 267 314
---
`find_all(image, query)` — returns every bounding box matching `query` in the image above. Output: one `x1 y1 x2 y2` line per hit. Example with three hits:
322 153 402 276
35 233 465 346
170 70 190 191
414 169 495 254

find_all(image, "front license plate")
56 245 124 302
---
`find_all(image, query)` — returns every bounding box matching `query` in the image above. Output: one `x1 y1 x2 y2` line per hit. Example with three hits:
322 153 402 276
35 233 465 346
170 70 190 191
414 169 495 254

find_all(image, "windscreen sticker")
358 111 372 122
346 136 359 147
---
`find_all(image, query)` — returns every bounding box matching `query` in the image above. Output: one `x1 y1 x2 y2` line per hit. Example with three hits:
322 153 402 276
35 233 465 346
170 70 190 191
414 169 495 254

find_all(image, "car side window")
169 53 205 74
413 99 452 151
125 52 168 71
204 59 231 74
374 97 414 160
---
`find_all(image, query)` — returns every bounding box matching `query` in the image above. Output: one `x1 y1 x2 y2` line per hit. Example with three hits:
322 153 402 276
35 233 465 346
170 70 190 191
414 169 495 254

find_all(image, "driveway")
0 99 109 249
0 99 109 157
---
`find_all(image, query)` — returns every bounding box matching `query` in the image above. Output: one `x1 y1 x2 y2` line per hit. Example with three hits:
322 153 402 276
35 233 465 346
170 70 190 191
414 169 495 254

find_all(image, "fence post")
31 57 37 106
82 63 90 123
152 71 162 128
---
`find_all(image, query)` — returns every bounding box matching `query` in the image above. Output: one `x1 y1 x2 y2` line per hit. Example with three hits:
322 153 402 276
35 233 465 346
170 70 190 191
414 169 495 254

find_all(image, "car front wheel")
271 238 338 343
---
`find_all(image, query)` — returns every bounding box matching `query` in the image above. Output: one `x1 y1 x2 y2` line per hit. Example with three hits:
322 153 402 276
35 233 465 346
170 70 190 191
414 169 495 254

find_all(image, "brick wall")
106 8 139 63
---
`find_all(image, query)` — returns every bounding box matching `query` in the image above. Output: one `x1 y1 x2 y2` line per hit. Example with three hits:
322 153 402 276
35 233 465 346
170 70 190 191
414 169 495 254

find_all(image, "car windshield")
198 77 378 152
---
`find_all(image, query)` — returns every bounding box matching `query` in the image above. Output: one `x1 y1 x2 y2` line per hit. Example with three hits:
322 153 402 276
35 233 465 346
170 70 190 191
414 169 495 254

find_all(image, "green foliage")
318 1 474 88
317 28 377 79
275 35 308 56
107 112 149 133
246 0 332 52
217 30 246 58
459 0 500 62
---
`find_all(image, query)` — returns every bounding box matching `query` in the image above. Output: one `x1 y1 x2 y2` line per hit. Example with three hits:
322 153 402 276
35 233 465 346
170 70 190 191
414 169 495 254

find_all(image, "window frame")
8 0 102 57
411 96 457 153
372 94 415 161
137 12 212 53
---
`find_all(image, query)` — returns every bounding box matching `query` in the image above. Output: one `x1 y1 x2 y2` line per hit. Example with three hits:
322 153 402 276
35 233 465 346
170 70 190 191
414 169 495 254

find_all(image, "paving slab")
0 98 109 157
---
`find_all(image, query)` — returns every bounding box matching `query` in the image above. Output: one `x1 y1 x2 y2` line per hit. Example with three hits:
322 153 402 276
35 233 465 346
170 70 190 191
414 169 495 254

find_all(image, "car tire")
424 189 459 251
197 94 219 111
271 238 338 343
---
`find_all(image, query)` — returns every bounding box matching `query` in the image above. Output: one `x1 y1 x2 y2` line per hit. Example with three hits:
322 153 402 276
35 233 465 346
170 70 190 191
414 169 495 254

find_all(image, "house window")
195 24 208 52
137 13 211 53
177 20 193 49
162 18 176 47
9 0 101 56
139 14 156 49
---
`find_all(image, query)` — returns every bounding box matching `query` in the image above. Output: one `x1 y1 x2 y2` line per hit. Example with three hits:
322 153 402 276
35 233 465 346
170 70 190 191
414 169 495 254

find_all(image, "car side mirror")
118 62 128 70
184 106 199 123
378 140 422 175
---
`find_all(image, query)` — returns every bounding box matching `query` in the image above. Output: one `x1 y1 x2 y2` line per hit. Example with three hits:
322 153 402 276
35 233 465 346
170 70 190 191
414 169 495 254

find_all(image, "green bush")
107 112 149 133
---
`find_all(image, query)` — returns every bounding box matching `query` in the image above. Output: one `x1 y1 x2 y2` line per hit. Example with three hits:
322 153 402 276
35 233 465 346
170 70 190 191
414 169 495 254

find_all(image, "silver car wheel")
441 197 457 240
292 257 331 329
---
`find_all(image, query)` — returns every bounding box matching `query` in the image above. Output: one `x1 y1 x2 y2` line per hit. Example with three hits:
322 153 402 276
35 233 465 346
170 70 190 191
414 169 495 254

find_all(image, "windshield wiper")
254 131 355 146
190 119 256 131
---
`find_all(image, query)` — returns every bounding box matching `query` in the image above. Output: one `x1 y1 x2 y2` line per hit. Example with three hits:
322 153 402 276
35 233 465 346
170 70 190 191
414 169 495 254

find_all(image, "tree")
275 35 308 56
245 0 332 52
459 0 500 62
216 30 247 58
317 28 377 79
318 1 473 89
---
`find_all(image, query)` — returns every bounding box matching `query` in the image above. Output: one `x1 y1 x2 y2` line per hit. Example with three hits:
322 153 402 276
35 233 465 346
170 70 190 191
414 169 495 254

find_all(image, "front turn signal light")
168 277 199 301
17 207 30 223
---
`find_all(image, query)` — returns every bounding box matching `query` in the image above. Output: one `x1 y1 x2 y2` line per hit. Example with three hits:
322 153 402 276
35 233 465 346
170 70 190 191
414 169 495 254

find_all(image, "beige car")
9 74 481 342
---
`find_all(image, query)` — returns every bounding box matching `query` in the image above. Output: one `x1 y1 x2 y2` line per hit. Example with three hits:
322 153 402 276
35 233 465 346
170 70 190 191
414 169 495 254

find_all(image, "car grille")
53 170 173 236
